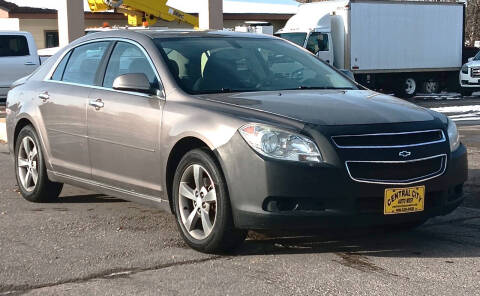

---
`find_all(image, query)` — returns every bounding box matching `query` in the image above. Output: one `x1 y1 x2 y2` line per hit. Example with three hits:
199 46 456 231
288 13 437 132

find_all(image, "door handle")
25 61 36 65
38 92 50 102
89 99 104 110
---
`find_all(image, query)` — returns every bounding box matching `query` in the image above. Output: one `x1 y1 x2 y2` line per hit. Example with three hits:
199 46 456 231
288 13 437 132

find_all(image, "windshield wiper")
196 88 255 94
292 86 355 90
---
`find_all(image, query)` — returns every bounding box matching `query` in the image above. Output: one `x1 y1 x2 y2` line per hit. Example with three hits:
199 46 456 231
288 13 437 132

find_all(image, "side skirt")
47 170 171 211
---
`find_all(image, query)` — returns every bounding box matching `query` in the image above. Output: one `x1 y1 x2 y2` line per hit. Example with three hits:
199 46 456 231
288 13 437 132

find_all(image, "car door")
38 41 111 179
87 41 164 197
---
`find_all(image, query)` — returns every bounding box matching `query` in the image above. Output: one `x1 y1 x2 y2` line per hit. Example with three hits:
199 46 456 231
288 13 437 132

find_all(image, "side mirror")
340 69 355 81
468 57 474 62
112 73 152 94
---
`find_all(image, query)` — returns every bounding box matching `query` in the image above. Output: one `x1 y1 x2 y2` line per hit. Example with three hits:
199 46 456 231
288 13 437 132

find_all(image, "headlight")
461 64 469 74
239 123 323 163
447 119 460 152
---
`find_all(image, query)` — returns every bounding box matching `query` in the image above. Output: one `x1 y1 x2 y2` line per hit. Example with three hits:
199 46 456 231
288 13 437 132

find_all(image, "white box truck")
275 0 464 98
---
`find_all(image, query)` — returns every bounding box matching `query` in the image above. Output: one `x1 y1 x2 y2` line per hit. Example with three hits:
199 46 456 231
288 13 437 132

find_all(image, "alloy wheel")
17 136 38 192
178 164 217 240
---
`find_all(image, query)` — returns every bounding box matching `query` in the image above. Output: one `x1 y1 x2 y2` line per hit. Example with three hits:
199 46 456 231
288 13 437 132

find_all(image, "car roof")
84 29 276 40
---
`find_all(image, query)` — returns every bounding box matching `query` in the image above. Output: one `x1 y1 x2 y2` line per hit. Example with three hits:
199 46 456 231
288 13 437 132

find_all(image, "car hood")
199 90 434 126
466 60 480 67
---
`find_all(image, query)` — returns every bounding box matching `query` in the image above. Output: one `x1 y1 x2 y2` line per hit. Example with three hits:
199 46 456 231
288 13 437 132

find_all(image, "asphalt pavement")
0 97 480 295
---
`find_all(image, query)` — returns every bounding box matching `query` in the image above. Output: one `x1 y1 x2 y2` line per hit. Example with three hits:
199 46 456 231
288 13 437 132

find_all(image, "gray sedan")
5 30 467 253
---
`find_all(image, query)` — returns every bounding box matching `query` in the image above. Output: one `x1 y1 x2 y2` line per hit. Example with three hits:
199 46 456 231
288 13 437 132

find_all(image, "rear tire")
172 148 247 253
14 125 63 202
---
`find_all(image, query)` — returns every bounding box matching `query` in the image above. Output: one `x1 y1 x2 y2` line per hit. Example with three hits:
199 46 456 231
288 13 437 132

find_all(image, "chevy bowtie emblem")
399 151 412 158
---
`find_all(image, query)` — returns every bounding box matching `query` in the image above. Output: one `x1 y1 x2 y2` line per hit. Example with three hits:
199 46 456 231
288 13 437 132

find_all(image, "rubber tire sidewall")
461 89 473 97
398 77 417 99
172 149 245 253
14 125 61 202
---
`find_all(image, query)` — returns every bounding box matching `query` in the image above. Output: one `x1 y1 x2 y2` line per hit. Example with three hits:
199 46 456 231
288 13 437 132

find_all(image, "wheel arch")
165 136 222 214
12 115 52 172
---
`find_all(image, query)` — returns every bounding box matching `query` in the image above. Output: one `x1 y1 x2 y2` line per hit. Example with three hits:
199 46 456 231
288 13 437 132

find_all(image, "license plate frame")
384 186 425 215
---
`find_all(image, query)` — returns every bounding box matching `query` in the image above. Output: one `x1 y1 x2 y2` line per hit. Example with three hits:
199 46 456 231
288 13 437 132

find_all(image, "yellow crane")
87 0 199 28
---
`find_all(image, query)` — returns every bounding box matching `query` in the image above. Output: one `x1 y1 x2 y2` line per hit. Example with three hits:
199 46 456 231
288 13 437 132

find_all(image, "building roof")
0 0 55 14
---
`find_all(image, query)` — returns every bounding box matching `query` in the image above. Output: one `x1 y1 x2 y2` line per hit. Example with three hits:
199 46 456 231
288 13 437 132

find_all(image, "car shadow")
57 193 128 203
233 219 480 259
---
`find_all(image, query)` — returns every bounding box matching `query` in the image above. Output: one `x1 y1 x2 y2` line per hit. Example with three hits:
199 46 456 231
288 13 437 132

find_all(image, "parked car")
460 51 480 97
275 0 465 97
6 30 468 253
0 31 40 103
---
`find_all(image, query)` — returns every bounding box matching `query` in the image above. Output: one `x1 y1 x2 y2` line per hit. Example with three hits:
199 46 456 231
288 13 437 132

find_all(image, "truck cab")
0 31 40 102
275 30 334 66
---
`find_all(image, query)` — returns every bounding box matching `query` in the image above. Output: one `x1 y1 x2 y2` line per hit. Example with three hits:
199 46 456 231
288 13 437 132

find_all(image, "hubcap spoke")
200 208 213 235
22 138 31 155
185 208 199 232
31 168 38 185
204 189 216 203
193 164 201 190
24 170 31 188
179 182 196 201
18 158 29 168
31 146 38 159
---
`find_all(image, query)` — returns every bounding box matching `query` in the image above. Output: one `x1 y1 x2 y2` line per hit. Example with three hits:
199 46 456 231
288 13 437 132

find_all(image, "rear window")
0 35 30 57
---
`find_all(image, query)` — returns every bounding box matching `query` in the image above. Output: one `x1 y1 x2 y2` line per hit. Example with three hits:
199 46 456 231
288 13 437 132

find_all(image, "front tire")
397 77 418 98
460 88 473 97
172 149 247 253
14 125 63 202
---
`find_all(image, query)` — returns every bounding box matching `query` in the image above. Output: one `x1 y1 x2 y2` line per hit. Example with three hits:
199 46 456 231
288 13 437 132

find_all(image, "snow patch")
430 105 480 114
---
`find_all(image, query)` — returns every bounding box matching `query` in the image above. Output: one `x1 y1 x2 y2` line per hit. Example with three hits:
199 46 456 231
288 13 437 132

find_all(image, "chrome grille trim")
345 154 447 185
472 67 480 78
332 129 446 149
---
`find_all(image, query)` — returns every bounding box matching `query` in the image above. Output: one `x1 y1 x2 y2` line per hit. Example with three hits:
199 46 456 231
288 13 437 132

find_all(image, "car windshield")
154 37 357 94
475 51 480 61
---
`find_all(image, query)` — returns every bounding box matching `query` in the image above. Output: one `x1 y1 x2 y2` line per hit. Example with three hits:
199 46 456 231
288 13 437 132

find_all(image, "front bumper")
459 71 480 88
216 133 468 230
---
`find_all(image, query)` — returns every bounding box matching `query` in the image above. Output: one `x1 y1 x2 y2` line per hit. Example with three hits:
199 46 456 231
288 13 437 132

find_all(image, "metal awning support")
58 0 85 47
199 0 223 30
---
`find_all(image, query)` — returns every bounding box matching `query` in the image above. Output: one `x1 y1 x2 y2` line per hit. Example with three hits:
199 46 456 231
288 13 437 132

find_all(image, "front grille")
346 155 446 184
472 67 480 78
332 130 445 148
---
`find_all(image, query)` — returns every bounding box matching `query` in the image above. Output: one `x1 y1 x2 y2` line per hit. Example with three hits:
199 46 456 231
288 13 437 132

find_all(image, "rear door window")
62 42 110 86
0 35 30 57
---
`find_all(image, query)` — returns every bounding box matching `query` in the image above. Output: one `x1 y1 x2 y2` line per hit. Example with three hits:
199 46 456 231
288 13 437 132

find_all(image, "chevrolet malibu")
6 30 468 253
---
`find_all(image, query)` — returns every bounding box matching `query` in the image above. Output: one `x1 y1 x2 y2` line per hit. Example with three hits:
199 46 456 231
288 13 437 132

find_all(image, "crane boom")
87 0 199 28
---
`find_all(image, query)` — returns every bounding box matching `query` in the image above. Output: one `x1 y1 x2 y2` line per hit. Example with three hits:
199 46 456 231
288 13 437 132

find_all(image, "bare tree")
466 0 480 46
